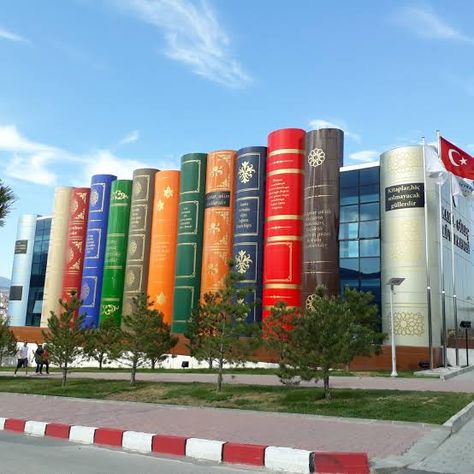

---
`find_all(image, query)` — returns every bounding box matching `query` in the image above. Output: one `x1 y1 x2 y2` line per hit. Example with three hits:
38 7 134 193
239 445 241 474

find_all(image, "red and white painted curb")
0 416 369 473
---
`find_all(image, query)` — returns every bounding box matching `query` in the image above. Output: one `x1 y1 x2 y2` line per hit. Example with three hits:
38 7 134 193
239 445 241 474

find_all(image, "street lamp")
387 277 405 377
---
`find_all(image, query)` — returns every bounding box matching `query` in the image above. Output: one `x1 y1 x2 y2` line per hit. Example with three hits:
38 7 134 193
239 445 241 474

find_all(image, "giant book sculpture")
262 128 305 320
232 146 266 323
99 179 132 326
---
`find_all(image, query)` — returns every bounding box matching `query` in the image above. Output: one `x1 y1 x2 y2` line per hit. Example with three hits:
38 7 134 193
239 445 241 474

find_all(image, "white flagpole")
448 172 460 366
422 137 433 369
436 130 448 367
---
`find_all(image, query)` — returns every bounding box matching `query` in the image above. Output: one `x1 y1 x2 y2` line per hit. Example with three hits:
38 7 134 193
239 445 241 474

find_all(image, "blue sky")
1 0 474 278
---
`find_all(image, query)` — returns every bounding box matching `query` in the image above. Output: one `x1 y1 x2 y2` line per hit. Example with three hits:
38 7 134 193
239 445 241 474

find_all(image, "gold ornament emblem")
211 165 224 177
102 304 119 316
238 161 256 184
305 293 317 310
128 240 138 256
163 186 173 198
133 181 142 196
157 199 165 211
112 190 128 201
393 311 425 337
207 263 218 275
126 271 135 287
71 198 79 214
156 292 166 305
308 148 326 167
66 248 74 264
81 283 90 300
91 189 99 206
210 222 221 234
235 250 252 274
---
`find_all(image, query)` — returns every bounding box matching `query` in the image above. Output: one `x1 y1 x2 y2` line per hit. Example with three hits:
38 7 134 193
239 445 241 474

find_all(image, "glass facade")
339 165 381 310
25 217 51 326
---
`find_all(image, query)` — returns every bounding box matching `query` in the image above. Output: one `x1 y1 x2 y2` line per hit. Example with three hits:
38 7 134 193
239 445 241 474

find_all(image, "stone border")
443 400 474 432
0 416 369 473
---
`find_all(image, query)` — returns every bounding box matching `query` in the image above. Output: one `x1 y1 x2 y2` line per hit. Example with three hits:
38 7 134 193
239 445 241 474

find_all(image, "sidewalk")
0 392 437 459
2 369 473 393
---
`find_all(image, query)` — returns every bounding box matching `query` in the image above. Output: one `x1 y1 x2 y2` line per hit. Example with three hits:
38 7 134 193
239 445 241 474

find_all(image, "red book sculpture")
262 128 305 320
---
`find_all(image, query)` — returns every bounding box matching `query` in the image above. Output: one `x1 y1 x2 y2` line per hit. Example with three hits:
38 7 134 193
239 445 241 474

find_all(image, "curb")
0 416 369 473
443 400 474 433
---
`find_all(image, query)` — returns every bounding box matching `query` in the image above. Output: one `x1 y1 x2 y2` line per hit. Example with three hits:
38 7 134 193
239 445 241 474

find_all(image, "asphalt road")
0 431 272 474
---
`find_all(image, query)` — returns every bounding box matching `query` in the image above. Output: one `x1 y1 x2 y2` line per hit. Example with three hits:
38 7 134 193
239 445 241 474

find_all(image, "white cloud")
308 118 361 142
0 27 29 44
395 6 474 44
349 150 380 163
116 0 251 88
0 124 163 186
119 129 140 145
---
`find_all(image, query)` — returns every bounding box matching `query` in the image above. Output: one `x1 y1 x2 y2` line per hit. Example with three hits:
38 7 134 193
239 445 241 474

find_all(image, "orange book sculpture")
147 170 180 324
200 150 236 298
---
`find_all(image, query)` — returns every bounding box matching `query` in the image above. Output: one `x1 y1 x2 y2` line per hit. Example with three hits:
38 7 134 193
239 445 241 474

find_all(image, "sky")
1 0 474 278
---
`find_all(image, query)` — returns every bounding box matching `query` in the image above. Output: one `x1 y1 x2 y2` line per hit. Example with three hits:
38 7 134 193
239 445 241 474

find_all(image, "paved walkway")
0 392 436 459
3 369 473 392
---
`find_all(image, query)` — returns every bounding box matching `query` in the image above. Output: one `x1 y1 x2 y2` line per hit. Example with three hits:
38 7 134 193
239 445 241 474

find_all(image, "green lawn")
0 377 469 424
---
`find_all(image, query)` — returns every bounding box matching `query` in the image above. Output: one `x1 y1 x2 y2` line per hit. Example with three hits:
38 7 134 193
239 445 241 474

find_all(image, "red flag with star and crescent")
439 136 474 179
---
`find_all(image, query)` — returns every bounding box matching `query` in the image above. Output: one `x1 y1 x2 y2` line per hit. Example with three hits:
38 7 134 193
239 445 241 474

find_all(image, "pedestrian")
13 342 29 376
42 345 50 375
34 344 44 375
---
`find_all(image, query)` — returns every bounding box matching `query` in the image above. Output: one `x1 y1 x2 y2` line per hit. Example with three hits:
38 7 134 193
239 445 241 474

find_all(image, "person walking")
14 342 29 376
42 345 50 375
34 344 44 375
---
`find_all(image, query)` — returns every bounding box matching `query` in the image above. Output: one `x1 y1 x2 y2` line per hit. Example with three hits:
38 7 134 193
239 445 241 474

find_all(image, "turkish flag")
439 136 474 179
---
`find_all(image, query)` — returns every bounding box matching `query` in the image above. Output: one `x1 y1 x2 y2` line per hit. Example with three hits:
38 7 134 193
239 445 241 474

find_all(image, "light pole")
387 278 405 377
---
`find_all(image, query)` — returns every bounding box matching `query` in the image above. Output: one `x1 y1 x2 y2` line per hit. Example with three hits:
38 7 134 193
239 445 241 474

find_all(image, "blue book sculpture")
80 174 117 328
232 146 266 323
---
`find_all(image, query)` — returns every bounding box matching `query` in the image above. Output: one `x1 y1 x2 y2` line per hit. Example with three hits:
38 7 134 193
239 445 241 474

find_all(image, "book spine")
302 129 343 305
122 168 158 316
99 180 132 326
79 174 117 328
8 215 38 326
61 188 91 312
147 170 181 325
172 153 207 334
262 128 305 320
200 150 236 298
40 187 73 327
232 146 267 323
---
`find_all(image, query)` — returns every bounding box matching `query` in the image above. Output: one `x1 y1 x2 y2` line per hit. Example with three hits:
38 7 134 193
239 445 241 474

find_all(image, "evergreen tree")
266 287 384 399
42 291 86 387
122 293 177 386
0 315 17 366
0 180 16 228
186 261 261 392
83 317 123 369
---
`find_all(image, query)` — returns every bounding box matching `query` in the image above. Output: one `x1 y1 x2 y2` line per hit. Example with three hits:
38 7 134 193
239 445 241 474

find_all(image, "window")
341 187 358 205
359 220 379 239
339 222 358 240
359 184 379 203
360 239 380 257
359 167 379 185
341 205 358 223
360 257 380 276
340 258 359 278
360 203 379 221
340 170 358 188
340 240 359 258
340 279 359 292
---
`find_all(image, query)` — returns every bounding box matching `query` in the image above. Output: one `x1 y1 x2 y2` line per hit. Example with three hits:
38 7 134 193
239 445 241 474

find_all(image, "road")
0 431 273 474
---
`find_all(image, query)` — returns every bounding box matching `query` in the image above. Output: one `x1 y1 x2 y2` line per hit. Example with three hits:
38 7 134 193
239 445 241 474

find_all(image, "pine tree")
83 317 123 369
121 293 177 386
0 315 17 366
186 261 261 392
0 180 16 228
42 291 86 387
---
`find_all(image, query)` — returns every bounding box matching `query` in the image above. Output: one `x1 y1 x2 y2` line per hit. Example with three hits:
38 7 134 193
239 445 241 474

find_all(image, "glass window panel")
360 257 380 277
360 202 379 221
340 240 359 258
340 279 359 293
360 239 380 257
359 220 379 238
359 167 379 185
339 222 358 240
340 170 358 188
340 258 359 279
340 187 358 205
341 205 358 223
359 184 379 203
